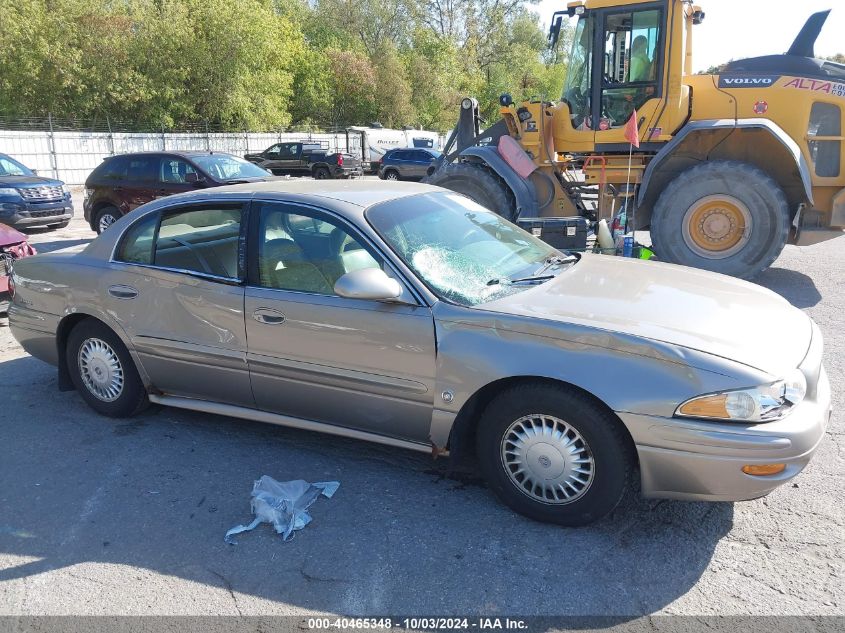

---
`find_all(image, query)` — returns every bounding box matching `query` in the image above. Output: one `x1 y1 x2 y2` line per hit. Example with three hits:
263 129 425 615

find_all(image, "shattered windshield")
366 192 564 306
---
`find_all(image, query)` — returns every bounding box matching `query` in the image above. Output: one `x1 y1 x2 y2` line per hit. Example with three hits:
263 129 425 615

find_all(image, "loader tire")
650 161 790 279
425 162 516 221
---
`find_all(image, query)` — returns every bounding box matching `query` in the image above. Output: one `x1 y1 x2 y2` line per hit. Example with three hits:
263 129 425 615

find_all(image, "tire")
425 162 516 221
67 319 148 418
313 166 331 180
384 169 401 181
94 206 120 234
476 383 633 526
650 161 790 279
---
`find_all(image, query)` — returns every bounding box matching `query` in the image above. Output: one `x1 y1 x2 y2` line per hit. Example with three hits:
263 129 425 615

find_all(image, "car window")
0 155 33 177
256 204 381 295
190 154 269 181
411 151 431 161
98 156 129 181
127 156 159 182
265 144 282 155
160 158 198 184
154 207 244 279
392 151 408 161
116 213 158 265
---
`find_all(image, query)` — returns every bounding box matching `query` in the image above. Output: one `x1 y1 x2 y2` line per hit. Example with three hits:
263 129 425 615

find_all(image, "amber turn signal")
741 464 787 476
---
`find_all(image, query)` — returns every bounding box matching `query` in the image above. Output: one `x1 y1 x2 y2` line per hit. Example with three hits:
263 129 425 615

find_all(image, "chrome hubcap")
78 338 124 402
386 172 398 180
501 414 595 505
98 213 117 233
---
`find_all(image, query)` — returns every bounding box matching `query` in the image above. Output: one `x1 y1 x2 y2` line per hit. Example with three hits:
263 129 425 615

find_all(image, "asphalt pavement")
0 189 842 617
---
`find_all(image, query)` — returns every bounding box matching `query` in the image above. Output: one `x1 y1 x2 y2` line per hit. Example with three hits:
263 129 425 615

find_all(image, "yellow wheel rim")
682 195 752 260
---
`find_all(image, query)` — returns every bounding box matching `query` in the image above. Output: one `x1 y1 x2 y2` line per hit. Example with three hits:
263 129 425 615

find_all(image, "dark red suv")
83 151 275 233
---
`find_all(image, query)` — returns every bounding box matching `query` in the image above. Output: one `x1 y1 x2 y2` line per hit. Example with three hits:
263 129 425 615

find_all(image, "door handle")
108 284 138 299
253 308 286 325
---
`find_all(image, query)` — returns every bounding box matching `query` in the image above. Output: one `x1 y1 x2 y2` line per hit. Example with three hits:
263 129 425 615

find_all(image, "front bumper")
621 346 831 502
0 199 74 227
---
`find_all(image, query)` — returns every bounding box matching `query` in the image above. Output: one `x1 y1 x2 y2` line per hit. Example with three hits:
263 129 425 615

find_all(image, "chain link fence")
0 116 367 185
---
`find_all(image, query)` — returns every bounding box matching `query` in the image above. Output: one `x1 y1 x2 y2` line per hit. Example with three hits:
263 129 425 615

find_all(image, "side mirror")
334 268 405 302
31 169 39 176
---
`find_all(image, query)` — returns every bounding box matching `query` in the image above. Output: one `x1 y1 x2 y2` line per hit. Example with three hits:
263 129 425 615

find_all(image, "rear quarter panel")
8 254 137 371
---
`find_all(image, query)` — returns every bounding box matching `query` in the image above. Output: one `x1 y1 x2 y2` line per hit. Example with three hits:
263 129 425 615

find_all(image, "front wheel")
476 384 633 526
67 319 148 417
94 206 120 234
650 161 790 279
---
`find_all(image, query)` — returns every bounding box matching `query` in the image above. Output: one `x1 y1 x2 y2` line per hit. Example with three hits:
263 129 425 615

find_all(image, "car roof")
104 150 233 159
207 179 441 208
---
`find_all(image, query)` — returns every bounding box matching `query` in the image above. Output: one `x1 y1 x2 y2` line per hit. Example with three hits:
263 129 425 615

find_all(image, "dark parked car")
0 222 36 312
83 151 275 234
244 142 363 180
377 148 441 181
0 153 74 230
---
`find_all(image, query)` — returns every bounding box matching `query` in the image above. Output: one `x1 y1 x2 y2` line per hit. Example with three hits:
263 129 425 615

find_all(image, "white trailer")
347 126 443 172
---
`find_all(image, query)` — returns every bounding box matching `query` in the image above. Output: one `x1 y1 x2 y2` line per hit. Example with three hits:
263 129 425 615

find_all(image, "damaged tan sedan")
8 181 831 525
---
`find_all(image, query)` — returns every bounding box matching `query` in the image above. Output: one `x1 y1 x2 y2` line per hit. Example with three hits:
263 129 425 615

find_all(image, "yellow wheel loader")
427 0 845 278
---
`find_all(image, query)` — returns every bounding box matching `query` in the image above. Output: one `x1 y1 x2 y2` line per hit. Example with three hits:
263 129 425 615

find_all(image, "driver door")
244 201 437 443
592 4 664 145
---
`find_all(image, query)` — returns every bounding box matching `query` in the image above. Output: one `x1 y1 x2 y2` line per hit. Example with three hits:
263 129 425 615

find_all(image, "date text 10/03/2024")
307 618 529 630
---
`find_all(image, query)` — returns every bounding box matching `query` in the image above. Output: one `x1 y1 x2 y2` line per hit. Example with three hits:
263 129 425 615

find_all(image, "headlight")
676 369 807 423
0 187 20 197
62 184 71 196
84 187 93 200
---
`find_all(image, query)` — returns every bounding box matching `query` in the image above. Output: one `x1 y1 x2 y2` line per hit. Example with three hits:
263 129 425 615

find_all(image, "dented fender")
428 301 774 450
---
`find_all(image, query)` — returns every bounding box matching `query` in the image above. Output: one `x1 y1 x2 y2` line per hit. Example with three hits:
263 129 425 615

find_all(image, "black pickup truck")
244 142 362 179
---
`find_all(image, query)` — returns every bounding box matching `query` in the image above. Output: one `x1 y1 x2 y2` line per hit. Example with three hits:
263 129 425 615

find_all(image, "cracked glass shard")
224 475 340 544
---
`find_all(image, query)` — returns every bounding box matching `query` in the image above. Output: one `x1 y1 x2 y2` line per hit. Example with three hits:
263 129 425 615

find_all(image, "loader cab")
560 1 668 145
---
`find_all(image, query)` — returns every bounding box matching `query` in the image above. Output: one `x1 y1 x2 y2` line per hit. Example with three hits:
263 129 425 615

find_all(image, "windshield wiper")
487 274 556 286
533 254 577 276
485 254 578 288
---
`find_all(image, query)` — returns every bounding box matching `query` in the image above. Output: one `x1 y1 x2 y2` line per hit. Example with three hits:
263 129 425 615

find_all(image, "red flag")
624 109 640 148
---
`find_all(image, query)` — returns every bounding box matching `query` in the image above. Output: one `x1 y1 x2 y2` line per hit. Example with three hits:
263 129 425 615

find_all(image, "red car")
0 223 36 312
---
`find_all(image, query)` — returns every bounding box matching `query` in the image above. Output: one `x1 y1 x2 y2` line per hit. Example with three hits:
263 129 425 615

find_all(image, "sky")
536 0 845 72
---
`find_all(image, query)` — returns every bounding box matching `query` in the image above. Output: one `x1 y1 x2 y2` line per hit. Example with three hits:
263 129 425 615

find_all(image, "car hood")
0 175 63 188
0 223 27 247
480 254 811 376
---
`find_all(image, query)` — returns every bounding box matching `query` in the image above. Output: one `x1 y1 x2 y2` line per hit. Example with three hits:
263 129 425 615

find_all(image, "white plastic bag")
224 475 340 544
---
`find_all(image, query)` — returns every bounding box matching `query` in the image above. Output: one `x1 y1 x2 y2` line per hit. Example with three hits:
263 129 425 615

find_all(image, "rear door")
120 155 161 212
244 200 436 443
107 202 253 407
390 150 410 177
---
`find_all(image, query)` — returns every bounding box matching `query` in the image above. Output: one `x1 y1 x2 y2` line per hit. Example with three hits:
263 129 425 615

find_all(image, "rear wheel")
651 161 790 278
384 169 400 181
67 319 148 417
425 162 516 221
476 383 633 526
94 206 120 234
313 166 331 180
